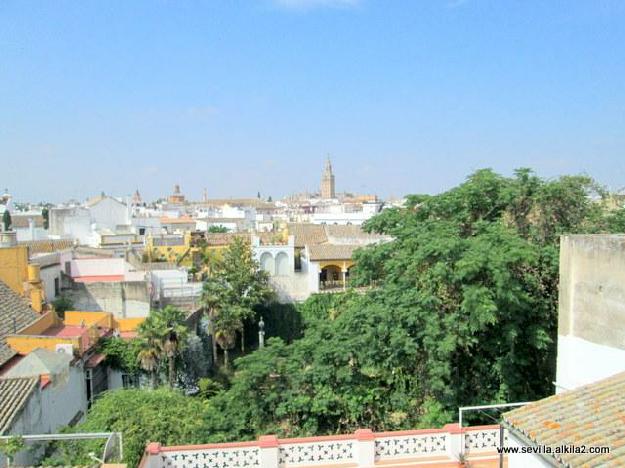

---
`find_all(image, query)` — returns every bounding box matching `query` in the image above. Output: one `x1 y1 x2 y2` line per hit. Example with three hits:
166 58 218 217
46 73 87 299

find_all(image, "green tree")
207 225 228 233
51 295 74 318
201 168 622 438
137 306 189 387
2 210 11 231
0 436 25 467
201 237 273 368
42 207 49 229
98 337 142 375
46 389 208 467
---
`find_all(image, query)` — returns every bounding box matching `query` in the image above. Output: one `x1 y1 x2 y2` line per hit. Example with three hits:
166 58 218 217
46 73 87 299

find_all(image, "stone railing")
374 428 449 461
463 425 507 453
278 435 356 466
144 441 261 468
140 424 505 468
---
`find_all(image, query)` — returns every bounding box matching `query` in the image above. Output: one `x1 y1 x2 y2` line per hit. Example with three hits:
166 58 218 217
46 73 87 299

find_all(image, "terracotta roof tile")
0 281 40 367
503 371 625 466
204 232 250 246
287 224 328 248
0 377 38 434
19 238 75 255
308 244 359 261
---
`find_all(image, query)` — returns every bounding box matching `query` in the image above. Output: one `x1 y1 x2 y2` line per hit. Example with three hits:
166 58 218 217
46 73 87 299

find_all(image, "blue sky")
1 0 624 202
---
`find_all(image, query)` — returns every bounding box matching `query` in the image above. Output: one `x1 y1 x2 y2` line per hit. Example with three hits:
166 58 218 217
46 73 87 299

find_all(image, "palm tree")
213 306 243 370
137 306 189 388
137 341 160 388
157 306 188 387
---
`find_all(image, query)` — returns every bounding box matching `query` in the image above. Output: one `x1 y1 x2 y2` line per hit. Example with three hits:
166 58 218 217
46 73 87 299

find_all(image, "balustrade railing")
140 424 506 468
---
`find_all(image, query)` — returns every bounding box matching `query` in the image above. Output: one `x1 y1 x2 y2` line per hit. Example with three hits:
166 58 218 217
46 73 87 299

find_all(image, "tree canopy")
57 169 625 467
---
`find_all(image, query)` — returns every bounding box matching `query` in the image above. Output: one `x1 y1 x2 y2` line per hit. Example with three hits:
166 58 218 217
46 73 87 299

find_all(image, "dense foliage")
45 389 207 467
202 237 273 367
59 169 625 467
200 169 625 436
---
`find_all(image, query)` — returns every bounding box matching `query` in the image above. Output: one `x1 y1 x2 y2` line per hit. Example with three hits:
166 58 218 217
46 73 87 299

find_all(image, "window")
54 277 60 296
122 373 139 389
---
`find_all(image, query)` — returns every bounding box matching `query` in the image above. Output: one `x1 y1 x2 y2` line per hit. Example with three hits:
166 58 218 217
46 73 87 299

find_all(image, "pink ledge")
374 427 448 438
277 434 357 444
146 442 161 455
258 435 279 448
160 440 259 452
354 429 375 441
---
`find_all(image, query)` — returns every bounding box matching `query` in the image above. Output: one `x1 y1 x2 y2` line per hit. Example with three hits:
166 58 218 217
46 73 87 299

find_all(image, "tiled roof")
198 198 276 209
308 244 359 261
0 377 38 434
287 223 328 247
324 224 385 241
0 281 40 367
85 194 125 208
204 232 250 246
503 371 625 467
19 238 75 255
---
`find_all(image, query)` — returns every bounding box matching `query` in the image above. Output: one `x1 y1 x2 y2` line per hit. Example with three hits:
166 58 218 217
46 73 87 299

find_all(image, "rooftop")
503 371 625 466
0 377 38 434
19 238 75 255
0 280 40 367
308 244 359 261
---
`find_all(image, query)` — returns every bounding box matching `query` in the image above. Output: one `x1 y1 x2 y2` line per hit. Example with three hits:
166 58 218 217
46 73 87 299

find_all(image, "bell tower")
320 157 336 199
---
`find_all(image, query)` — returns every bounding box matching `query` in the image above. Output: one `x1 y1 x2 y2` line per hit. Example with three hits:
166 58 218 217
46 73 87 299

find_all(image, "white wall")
506 433 553 468
556 335 625 392
15 226 48 242
39 264 62 301
556 235 625 391
89 197 130 231
70 258 126 277
2 367 87 467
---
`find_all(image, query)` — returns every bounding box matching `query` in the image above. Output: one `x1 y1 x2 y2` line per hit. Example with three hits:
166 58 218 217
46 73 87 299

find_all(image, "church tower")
320 157 336 199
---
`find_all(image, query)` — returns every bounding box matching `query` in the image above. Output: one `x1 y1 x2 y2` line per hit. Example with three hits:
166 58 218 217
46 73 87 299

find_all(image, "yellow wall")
146 234 190 264
6 310 144 357
115 317 145 332
318 260 355 271
6 335 81 355
0 245 29 294
64 310 113 329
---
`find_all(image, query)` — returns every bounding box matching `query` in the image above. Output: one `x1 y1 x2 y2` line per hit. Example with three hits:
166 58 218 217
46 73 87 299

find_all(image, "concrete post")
354 429 375 467
444 423 463 461
144 442 161 468
258 435 279 468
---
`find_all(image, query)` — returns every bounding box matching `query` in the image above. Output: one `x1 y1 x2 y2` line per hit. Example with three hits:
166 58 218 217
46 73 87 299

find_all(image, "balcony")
139 424 507 468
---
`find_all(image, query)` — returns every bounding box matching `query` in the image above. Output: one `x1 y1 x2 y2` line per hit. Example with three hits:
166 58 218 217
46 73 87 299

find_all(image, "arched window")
275 252 290 276
260 252 274 275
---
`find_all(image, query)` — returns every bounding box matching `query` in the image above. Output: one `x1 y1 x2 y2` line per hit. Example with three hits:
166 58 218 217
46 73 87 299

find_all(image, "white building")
0 349 87 467
555 234 625 391
309 202 381 226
